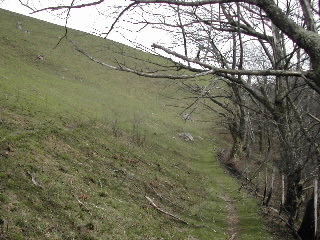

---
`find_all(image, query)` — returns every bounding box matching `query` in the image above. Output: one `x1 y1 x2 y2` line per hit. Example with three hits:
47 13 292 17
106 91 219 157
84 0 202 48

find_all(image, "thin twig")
88 203 108 211
145 195 217 232
104 2 138 38
72 192 92 215
53 0 75 49
26 171 44 189
149 186 186 211
228 233 237 240
31 0 105 14
18 0 35 11
145 195 190 225
267 207 302 240
307 113 320 123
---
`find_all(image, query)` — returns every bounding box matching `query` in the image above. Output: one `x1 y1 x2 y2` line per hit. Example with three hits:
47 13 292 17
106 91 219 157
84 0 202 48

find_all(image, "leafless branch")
307 113 320 123
104 2 138 38
18 0 36 11
70 40 215 79
132 0 257 6
53 0 75 49
31 0 105 14
152 44 305 77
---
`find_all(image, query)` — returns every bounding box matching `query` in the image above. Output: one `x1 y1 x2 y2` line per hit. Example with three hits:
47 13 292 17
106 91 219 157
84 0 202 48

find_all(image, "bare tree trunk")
263 168 268 204
229 133 243 161
227 82 247 161
298 193 316 240
280 173 285 214
298 179 319 240
285 168 303 225
264 167 275 207
315 178 319 240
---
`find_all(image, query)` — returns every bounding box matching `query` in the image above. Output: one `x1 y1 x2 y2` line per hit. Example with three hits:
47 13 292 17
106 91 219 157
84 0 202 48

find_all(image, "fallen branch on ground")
228 233 237 240
26 171 44 189
266 207 302 240
88 203 108 211
145 195 217 232
145 195 189 225
72 192 92 215
148 185 186 211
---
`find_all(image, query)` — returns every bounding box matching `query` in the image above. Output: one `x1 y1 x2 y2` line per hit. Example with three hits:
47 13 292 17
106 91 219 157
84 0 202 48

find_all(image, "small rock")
37 55 44 61
16 21 22 30
182 113 192 121
178 133 194 141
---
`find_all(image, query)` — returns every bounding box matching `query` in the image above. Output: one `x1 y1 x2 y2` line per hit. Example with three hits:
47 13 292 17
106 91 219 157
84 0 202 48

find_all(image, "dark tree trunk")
284 168 303 225
298 193 319 240
229 133 243 161
227 82 247 161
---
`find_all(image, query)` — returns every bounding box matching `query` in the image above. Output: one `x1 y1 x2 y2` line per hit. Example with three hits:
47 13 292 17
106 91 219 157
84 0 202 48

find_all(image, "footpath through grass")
0 9 274 239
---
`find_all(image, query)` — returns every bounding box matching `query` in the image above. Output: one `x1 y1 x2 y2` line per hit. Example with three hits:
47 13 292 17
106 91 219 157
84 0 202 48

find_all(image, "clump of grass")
130 114 146 146
111 118 122 137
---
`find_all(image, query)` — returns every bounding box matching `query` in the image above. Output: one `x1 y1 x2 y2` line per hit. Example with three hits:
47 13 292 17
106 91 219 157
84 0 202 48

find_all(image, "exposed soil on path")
219 184 240 240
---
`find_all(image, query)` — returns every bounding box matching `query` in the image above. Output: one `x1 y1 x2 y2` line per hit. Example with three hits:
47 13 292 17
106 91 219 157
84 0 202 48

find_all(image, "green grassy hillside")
0 9 274 240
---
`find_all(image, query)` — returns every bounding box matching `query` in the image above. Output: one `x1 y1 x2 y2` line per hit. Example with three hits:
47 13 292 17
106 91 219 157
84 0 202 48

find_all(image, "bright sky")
0 0 169 50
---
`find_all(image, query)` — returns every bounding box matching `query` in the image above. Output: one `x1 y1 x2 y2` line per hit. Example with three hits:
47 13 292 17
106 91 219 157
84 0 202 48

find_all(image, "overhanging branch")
132 0 257 5
70 40 215 79
152 44 306 77
31 0 105 14
72 39 305 81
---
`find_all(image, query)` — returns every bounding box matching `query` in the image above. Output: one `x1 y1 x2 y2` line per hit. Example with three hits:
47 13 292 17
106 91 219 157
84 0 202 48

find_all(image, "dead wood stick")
267 207 302 240
88 203 108 211
228 233 236 240
150 186 186 211
26 171 43 189
314 178 318 239
145 196 189 225
145 196 217 232
72 192 92 215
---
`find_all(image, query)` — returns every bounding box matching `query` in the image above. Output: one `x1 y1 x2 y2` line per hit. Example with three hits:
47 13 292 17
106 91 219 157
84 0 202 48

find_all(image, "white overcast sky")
0 0 170 50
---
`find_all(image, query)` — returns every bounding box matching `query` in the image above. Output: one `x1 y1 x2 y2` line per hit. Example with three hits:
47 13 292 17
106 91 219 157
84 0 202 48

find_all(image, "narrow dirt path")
219 184 240 240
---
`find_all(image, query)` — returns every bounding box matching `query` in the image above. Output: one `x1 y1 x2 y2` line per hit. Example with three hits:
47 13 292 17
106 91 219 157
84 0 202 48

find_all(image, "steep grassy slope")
0 9 274 240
